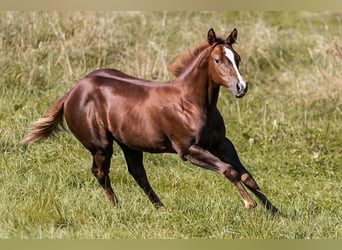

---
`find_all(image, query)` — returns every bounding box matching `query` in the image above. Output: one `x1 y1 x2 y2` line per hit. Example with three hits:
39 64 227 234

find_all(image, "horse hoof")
275 212 286 222
157 206 166 212
243 199 257 209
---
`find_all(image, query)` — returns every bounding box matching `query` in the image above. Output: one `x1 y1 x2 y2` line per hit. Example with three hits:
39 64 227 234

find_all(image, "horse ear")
226 28 238 44
207 28 217 45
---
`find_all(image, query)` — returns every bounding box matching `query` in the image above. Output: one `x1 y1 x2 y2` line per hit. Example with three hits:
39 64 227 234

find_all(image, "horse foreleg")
92 146 119 208
210 137 284 220
120 145 164 210
184 144 256 209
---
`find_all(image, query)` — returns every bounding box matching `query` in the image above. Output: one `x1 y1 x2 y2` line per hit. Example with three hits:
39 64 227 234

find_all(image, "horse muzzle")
235 81 248 98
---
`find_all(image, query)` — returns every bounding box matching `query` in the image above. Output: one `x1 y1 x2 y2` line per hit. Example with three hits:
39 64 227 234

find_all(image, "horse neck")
175 49 220 111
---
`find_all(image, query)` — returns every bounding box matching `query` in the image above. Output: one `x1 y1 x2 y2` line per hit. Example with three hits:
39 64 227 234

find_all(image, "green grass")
0 11 341 239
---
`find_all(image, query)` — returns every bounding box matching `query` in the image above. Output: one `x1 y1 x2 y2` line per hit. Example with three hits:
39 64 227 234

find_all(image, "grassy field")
0 11 341 239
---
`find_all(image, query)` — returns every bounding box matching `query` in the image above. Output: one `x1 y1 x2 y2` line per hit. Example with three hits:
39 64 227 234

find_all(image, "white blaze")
224 47 246 88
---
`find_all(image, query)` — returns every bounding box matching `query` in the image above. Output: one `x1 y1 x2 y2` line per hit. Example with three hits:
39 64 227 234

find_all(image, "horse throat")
177 49 220 111
207 81 220 108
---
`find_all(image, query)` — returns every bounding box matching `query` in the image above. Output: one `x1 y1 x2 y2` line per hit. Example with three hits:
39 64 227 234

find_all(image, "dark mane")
167 37 226 77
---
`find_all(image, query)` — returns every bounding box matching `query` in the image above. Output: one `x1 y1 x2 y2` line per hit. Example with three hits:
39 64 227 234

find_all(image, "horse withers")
23 28 283 220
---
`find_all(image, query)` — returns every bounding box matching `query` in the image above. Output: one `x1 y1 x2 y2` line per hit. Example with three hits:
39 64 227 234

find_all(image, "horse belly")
115 127 174 153
108 110 174 153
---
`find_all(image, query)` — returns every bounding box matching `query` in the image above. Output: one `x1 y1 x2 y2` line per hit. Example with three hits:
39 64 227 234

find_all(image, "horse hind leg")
119 144 164 210
91 145 119 208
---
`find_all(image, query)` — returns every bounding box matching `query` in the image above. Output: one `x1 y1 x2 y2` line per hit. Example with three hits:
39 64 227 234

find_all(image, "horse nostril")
236 82 242 93
235 82 248 98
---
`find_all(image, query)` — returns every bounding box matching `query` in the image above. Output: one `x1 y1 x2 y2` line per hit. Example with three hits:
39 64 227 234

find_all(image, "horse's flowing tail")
22 94 68 144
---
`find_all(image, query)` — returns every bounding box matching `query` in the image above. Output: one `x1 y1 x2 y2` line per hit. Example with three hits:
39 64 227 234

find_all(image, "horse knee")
221 164 239 181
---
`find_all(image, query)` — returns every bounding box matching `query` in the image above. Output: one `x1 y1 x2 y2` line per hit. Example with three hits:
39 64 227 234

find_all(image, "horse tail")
22 94 69 144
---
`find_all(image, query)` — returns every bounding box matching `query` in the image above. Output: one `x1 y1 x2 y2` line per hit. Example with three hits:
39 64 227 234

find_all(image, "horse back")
63 69 176 152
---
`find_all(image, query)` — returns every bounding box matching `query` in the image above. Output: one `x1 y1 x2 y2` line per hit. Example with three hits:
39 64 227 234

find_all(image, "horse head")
207 28 248 98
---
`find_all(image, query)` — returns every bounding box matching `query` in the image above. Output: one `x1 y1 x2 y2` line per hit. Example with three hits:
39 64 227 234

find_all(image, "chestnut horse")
23 28 283 219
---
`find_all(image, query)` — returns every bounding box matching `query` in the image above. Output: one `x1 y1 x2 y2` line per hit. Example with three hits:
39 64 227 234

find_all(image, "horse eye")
214 58 221 64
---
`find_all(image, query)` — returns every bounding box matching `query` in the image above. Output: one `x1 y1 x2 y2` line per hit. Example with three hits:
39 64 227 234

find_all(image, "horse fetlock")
241 172 259 189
